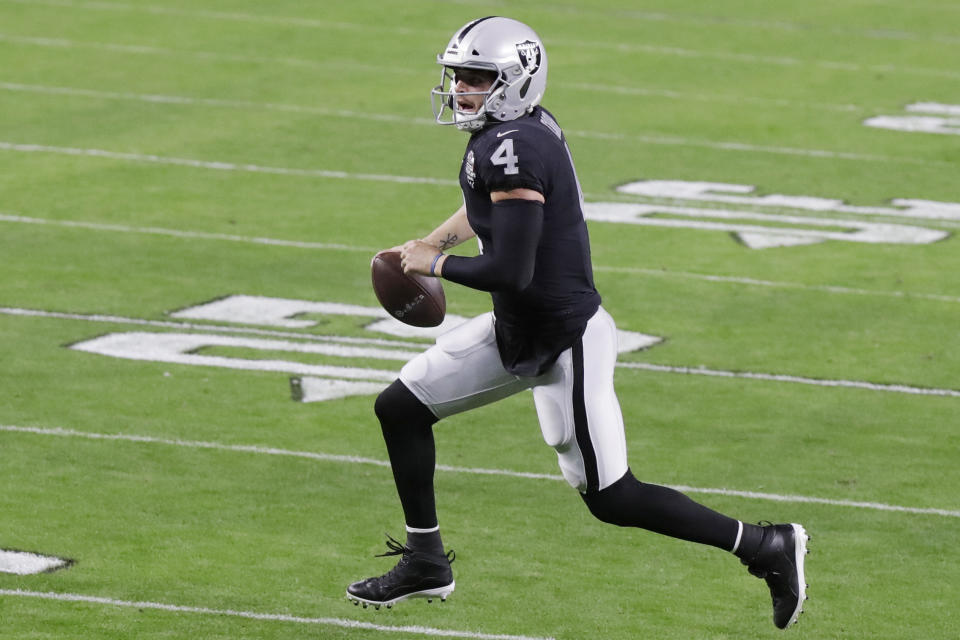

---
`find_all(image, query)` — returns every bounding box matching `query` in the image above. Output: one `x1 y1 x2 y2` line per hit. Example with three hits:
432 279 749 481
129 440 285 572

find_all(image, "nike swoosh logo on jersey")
496 129 519 137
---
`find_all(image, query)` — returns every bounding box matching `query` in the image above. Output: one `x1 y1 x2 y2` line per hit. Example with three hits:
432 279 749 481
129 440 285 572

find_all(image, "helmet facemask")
431 66 504 131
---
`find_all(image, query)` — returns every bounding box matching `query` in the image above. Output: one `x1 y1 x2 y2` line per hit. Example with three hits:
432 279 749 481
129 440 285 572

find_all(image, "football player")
347 16 809 630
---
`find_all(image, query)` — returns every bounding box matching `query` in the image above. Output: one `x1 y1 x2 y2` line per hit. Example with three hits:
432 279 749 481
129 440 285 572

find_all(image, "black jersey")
459 106 601 376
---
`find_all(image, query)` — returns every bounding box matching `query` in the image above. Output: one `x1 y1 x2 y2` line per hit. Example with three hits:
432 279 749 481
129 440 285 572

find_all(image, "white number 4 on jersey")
491 138 519 175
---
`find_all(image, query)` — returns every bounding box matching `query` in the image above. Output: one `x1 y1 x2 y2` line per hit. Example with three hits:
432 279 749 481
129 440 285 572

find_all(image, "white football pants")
399 306 628 493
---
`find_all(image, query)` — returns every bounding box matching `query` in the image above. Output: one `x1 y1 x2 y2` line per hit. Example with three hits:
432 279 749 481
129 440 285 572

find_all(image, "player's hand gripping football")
400 239 443 277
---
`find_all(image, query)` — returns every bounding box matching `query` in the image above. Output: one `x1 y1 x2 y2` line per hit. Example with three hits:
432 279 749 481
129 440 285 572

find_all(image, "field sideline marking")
0 589 554 640
3 304 960 399
2 424 958 518
3 213 960 307
4 0 960 80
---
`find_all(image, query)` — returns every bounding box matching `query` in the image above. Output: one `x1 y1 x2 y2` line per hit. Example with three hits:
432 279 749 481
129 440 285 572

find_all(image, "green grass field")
2 1 959 638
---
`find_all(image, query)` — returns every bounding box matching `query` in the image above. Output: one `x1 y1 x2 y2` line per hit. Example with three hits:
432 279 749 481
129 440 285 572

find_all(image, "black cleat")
346 534 455 608
743 523 809 630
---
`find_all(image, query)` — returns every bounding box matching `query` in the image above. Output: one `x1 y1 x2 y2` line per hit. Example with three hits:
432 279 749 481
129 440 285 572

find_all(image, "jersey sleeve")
477 130 548 194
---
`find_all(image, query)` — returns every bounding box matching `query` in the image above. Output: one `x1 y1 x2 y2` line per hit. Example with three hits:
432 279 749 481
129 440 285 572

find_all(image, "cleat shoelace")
372 535 414 584
375 534 411 558
371 534 455 584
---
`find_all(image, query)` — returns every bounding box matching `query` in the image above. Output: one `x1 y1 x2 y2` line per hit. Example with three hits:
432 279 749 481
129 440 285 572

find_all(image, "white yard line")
560 38 960 81
2 424 958 518
0 138 952 186
0 142 458 186
618 362 960 398
3 213 959 305
0 33 415 75
561 130 951 167
555 81 866 113
0 81 436 124
3 304 960 399
0 79 868 117
3 0 959 78
575 8 960 46
592 265 960 305
0 0 441 35
0 82 917 163
0 589 554 640
455 1 960 45
0 212 378 253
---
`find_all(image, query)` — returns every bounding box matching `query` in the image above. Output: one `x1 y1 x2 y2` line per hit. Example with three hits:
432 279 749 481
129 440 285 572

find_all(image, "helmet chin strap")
453 85 502 131
460 83 512 131
454 111 486 131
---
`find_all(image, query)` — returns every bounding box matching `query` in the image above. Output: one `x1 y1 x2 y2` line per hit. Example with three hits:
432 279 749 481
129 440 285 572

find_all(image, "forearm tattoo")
438 233 458 250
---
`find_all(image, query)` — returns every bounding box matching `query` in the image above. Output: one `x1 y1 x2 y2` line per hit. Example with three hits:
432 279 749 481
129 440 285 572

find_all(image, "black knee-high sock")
582 468 762 555
375 380 441 533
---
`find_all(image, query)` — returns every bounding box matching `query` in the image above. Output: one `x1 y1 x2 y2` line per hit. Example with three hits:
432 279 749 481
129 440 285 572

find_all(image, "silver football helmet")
431 17 548 131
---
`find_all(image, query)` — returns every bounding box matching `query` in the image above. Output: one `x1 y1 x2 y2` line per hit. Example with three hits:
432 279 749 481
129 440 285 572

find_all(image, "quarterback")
347 16 809 630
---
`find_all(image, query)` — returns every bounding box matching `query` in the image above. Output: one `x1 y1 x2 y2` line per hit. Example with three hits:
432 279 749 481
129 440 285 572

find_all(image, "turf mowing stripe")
0 589 555 640
5 0 960 80
3 214 959 304
2 424 958 518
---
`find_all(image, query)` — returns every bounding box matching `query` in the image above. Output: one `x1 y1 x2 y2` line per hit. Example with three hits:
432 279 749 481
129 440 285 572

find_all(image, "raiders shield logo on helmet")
516 40 541 74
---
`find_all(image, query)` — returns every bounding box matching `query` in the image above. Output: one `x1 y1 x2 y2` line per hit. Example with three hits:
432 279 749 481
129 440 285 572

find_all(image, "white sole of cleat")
346 581 455 609
784 523 809 629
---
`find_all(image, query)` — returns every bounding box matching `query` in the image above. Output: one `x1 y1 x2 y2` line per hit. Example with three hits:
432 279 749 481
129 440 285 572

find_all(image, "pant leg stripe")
572 338 600 493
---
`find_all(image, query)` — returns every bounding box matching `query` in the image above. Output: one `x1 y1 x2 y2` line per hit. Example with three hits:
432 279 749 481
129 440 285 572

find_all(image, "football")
370 250 446 327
